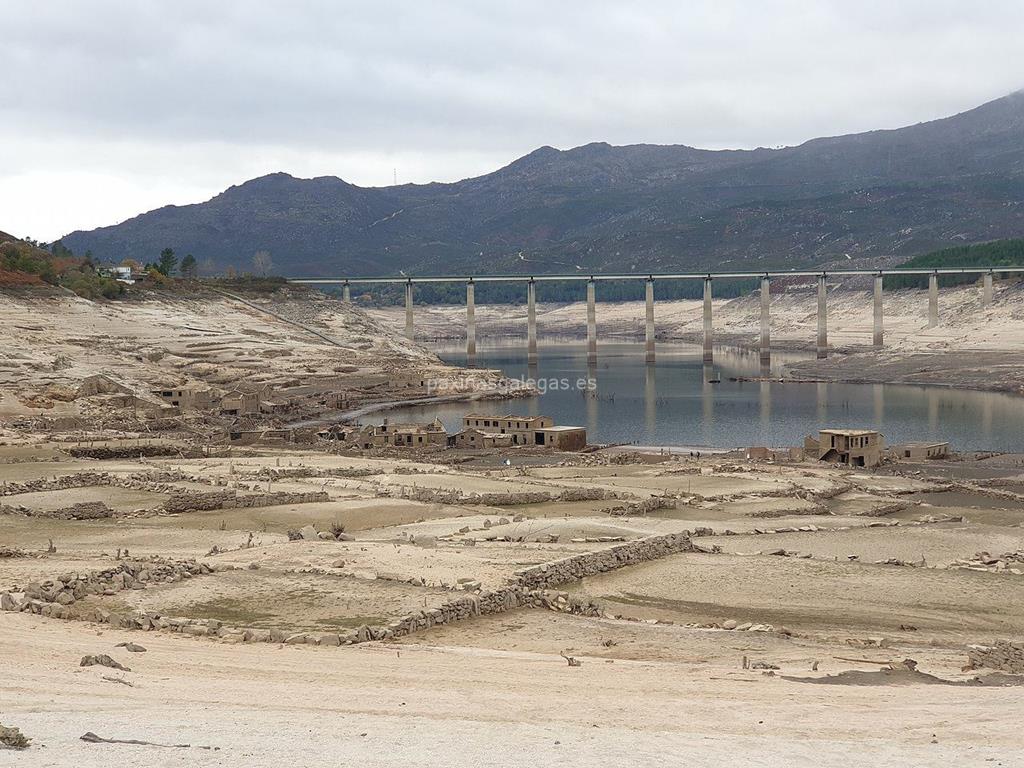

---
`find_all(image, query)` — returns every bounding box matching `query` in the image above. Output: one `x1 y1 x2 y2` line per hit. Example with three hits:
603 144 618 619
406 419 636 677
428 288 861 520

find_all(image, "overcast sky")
2 0 1023 242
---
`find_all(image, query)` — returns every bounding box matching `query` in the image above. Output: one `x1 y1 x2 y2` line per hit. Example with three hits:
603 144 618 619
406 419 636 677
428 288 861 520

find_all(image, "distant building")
745 446 804 462
221 389 260 416
228 428 294 446
152 386 219 410
807 429 884 467
462 414 553 446
897 441 949 460
451 428 514 449
98 265 138 284
457 414 586 451
349 418 448 449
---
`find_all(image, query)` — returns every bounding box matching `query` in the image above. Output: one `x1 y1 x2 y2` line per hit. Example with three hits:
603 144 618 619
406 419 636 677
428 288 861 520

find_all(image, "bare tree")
252 250 273 277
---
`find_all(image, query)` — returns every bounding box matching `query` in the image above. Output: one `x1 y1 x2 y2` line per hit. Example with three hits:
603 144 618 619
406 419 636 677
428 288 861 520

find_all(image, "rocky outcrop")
968 641 1024 673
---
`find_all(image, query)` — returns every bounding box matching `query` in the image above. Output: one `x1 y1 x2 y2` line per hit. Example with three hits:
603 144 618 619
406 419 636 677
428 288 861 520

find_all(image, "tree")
120 258 143 272
156 248 177 276
224 264 237 279
252 250 273 277
199 257 216 277
180 254 198 279
50 240 74 259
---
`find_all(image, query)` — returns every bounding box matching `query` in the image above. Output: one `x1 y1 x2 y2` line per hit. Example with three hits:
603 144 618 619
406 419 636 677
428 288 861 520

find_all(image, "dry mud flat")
3 447 1024 765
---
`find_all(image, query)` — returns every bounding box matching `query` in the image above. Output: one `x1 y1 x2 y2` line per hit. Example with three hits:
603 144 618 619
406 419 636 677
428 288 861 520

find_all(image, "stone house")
351 418 448 449
462 414 553 446
534 425 588 451
897 441 949 460
808 429 884 467
451 428 514 449
221 389 260 416
152 385 219 410
460 414 586 450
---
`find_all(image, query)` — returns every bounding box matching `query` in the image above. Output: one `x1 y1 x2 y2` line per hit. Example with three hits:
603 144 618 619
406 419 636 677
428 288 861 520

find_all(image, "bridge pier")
759 276 770 364
645 278 655 363
586 279 597 363
817 274 827 359
404 280 414 339
527 279 537 365
466 280 476 365
983 272 993 307
928 273 938 327
873 274 883 348
703 276 713 364
342 281 351 303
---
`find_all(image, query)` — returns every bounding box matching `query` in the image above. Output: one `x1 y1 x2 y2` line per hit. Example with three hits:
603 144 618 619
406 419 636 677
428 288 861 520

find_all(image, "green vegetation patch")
887 239 1024 289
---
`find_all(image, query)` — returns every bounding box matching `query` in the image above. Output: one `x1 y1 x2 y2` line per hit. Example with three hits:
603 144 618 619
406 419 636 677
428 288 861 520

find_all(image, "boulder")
0 592 20 611
299 525 319 541
80 654 130 672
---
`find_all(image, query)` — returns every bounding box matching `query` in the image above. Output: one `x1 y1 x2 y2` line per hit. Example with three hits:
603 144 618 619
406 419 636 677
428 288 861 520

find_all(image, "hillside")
61 91 1024 277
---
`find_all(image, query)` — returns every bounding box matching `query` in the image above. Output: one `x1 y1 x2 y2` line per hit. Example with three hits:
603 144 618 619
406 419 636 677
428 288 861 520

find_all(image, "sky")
2 0 1023 243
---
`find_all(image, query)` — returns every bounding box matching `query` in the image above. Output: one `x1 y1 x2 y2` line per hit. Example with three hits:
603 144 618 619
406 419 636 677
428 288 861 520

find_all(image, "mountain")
61 91 1024 277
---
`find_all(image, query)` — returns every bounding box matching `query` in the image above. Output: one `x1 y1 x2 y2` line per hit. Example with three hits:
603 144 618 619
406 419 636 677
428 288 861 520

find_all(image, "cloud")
1 0 1023 240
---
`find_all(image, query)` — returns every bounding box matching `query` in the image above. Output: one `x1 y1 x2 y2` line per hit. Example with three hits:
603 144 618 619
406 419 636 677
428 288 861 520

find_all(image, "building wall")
536 428 587 451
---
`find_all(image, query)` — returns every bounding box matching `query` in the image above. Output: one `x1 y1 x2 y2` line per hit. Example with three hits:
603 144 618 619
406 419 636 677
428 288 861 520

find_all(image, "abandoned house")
351 418 448 449
458 414 587 450
806 429 884 467
220 389 261 416
152 386 219 410
450 428 515 449
897 441 950 460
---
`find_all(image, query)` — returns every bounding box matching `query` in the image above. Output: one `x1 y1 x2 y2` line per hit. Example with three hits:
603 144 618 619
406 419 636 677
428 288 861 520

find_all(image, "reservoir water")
384 341 1024 452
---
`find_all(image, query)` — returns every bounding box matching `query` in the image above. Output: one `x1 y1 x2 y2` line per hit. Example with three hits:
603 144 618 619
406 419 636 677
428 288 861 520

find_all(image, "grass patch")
160 597 280 627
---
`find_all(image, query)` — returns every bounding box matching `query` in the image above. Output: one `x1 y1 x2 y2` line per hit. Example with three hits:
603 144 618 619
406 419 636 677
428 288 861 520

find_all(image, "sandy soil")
572 551 1024 640
4 611 1023 767
4 442 1024 764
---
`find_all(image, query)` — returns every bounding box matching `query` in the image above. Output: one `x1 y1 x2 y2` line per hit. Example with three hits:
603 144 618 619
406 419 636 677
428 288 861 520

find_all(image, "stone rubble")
967 640 1024 673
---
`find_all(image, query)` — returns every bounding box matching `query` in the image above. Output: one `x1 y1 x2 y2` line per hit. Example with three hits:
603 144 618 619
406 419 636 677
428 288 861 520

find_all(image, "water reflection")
383 341 1019 451
644 363 656 436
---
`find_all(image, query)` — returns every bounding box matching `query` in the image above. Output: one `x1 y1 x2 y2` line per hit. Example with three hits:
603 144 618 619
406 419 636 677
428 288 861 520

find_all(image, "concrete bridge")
290 267 1023 366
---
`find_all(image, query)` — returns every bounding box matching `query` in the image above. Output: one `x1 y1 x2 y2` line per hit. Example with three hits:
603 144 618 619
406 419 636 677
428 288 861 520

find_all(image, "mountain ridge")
61 90 1024 276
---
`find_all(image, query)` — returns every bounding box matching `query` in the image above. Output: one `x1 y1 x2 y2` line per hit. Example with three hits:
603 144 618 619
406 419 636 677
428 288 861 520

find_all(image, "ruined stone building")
350 418 449 449
807 429 884 467
458 414 587 450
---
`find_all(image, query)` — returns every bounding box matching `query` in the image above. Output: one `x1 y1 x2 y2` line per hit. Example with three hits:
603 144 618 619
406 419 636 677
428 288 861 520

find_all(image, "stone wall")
0 472 111 497
0 501 114 520
514 531 694 590
1 557 213 617
162 489 330 514
394 485 617 506
1 532 693 648
968 641 1024 673
68 445 200 459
